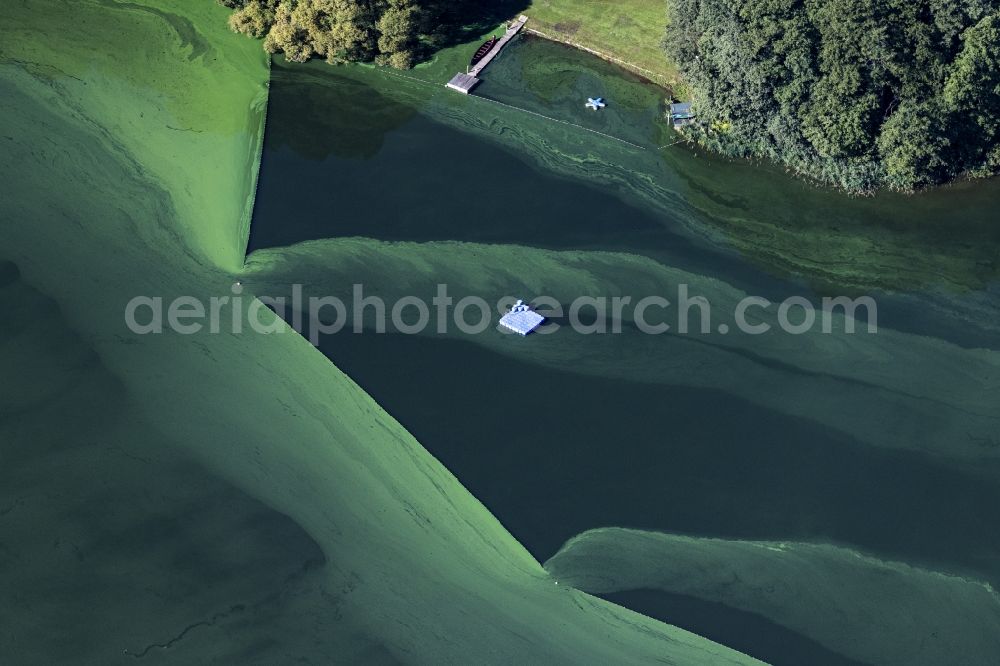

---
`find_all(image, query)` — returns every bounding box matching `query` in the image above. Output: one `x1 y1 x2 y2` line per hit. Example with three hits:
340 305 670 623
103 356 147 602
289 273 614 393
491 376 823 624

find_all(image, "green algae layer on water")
545 528 1000 666
244 22 1000 666
0 2 763 664
252 35 1000 297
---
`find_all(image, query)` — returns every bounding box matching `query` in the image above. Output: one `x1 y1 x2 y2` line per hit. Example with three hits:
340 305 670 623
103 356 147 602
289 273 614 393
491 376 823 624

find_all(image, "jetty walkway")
446 16 528 94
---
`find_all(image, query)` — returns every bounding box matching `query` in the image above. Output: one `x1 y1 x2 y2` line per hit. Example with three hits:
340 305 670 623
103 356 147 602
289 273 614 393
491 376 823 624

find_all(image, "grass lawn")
522 0 682 90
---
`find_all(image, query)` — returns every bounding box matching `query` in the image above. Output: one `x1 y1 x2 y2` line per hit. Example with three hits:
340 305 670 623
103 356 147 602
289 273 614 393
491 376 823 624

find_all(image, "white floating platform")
499 300 545 336
446 72 480 94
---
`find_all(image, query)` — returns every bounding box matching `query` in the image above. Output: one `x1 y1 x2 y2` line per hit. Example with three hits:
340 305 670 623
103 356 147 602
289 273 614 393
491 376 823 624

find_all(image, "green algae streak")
0 1 759 663
242 32 1000 665
245 237 999 466
545 528 1000 666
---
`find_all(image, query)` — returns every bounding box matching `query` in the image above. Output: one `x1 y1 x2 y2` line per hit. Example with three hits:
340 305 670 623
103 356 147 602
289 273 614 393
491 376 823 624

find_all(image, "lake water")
249 36 1000 666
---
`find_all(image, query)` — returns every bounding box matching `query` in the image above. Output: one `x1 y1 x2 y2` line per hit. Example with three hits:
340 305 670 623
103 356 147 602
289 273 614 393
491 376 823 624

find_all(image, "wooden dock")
471 16 527 77
446 72 480 94
446 16 528 94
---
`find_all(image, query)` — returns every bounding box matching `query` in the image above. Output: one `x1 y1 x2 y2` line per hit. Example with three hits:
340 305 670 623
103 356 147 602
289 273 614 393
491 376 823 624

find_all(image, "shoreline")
522 27 678 93
518 22 994 196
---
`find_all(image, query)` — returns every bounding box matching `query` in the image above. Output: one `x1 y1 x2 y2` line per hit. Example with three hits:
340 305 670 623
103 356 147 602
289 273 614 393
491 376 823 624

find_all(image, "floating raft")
446 72 480 94
499 300 545 336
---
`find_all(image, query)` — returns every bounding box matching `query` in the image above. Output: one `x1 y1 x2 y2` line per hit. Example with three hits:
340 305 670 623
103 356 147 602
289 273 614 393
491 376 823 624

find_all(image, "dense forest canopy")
665 0 1000 191
217 0 522 69
218 0 423 68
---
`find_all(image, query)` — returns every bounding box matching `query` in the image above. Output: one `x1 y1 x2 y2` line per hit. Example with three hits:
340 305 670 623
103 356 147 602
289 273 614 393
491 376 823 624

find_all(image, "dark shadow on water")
247 61 790 303
247 75 670 252
0 259 21 288
420 0 531 58
601 589 869 666
301 326 1000 666
309 327 1000 583
262 62 418 161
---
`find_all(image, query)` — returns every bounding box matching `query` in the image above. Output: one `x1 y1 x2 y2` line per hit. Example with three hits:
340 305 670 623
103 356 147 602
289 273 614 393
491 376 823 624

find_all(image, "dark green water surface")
249 36 1000 666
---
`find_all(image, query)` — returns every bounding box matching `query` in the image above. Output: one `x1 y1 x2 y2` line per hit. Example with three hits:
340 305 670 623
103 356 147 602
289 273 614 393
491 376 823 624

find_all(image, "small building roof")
670 102 693 115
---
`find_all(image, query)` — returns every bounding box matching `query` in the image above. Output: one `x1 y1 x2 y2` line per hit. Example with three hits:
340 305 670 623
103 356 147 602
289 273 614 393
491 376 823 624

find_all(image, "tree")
945 11 1000 118
228 0 275 39
376 0 421 68
218 0 428 69
665 0 1000 190
877 100 953 187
